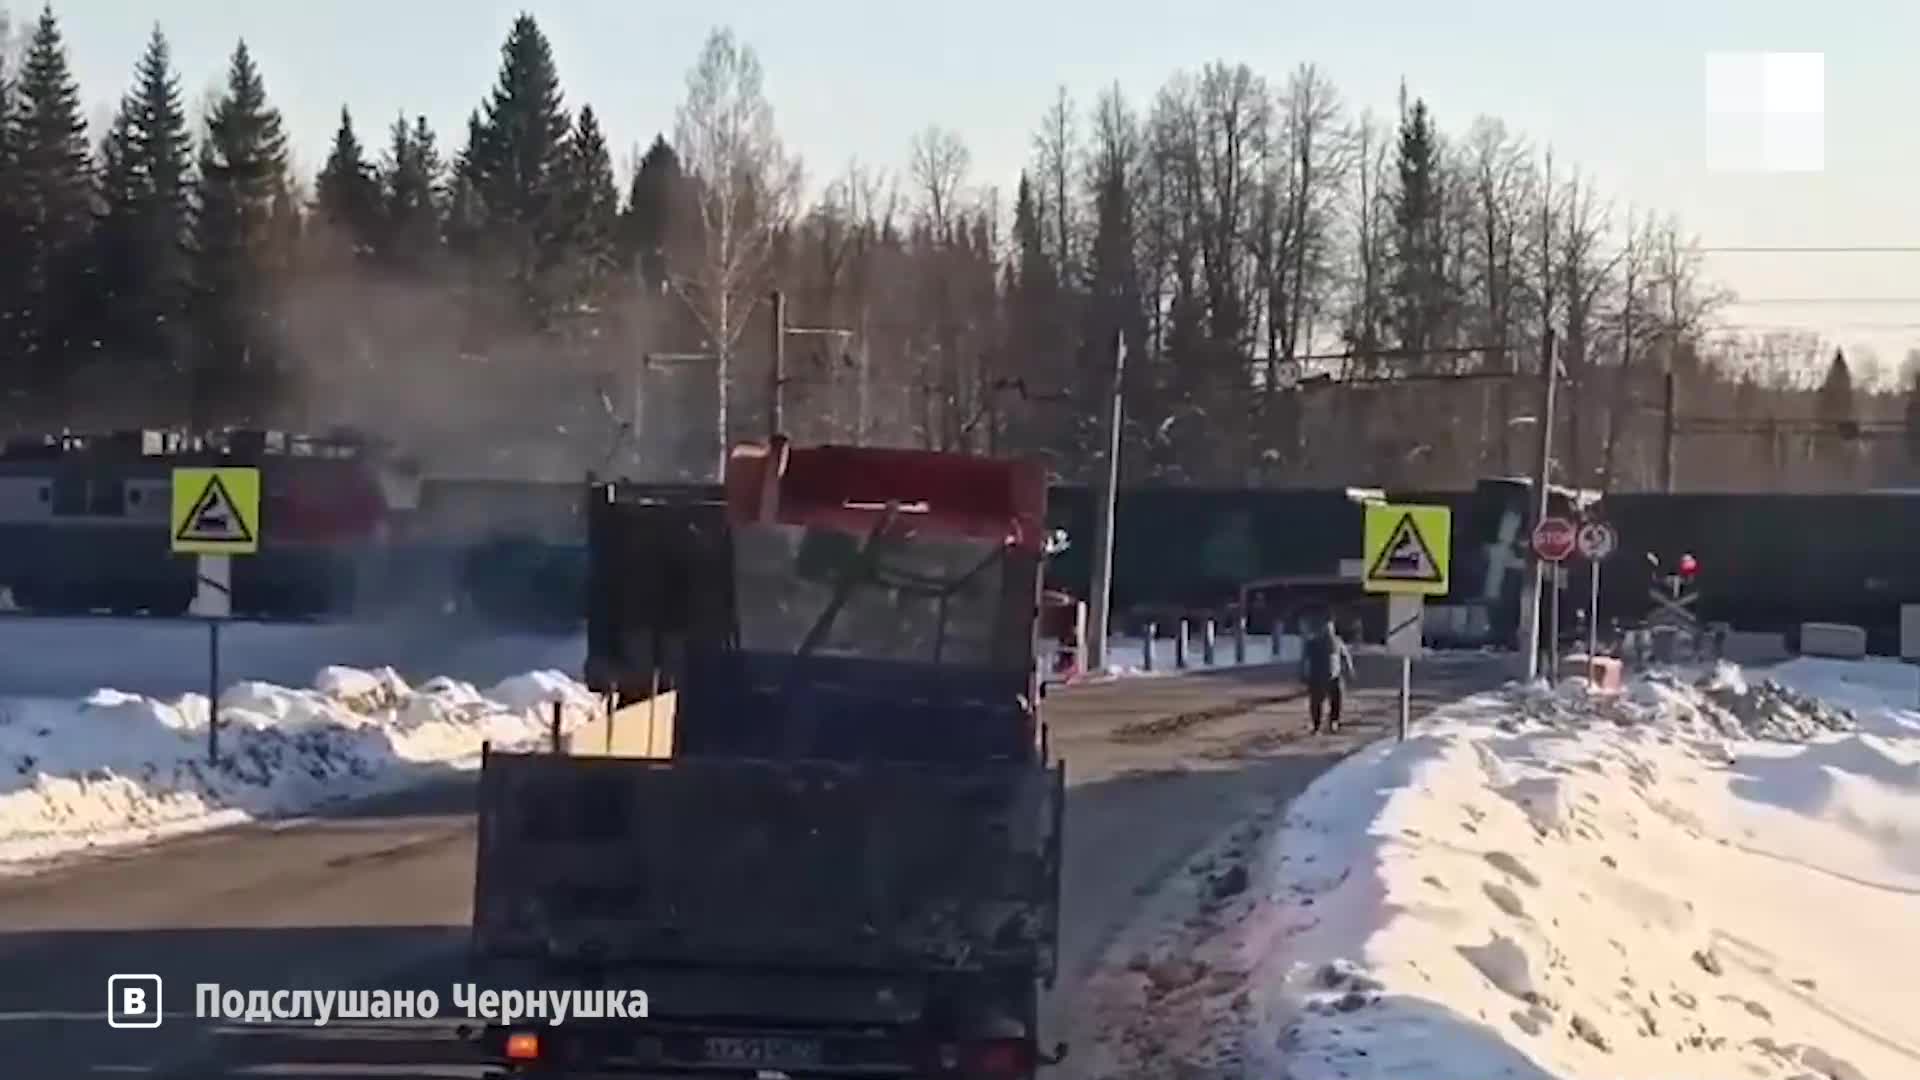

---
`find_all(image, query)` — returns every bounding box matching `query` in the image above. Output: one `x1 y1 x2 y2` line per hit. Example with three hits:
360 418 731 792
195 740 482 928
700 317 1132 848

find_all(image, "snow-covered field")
1079 657 1920 1080
0 665 597 871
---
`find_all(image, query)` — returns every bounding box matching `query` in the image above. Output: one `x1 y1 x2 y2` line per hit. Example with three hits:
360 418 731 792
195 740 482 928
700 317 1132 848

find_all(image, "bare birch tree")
671 26 802 467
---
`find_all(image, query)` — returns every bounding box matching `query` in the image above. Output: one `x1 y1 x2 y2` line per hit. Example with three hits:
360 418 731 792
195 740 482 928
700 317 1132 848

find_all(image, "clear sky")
28 0 1920 381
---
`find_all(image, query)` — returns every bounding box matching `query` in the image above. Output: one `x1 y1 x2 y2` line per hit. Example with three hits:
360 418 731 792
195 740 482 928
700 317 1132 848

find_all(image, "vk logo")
107 974 163 1028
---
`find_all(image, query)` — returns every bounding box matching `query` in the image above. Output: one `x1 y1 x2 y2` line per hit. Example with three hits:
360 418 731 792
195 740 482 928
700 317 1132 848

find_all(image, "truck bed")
471 750 1064 979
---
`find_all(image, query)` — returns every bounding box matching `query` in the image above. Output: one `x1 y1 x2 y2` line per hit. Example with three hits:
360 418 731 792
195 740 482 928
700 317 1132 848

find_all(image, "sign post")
1576 521 1617 680
171 467 262 764
1361 503 1453 741
1530 516 1576 680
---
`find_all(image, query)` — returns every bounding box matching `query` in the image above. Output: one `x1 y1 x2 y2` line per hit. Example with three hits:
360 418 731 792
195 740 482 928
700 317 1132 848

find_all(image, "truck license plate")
703 1036 824 1066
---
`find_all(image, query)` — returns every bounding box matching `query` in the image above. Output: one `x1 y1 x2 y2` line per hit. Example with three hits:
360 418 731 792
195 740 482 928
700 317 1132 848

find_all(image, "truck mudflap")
471 751 1063 977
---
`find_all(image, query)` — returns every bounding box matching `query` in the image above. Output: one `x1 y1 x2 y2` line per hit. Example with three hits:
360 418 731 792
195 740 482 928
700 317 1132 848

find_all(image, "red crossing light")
1677 553 1699 577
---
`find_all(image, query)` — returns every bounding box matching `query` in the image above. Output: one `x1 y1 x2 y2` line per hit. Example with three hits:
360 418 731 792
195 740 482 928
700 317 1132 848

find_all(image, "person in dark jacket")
1300 613 1355 733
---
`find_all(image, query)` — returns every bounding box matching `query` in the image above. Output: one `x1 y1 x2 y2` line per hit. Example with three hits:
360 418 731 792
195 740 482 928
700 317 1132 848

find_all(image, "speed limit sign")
1576 522 1617 561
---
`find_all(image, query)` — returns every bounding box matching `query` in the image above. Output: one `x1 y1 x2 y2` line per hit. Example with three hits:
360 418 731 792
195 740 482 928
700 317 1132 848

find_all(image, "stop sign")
1531 517 1576 562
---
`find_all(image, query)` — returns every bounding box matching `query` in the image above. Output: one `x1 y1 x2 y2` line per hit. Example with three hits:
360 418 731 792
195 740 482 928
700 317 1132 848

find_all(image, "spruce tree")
560 104 619 299
460 14 575 323
313 107 380 256
1390 93 1443 360
11 3 94 382
95 25 195 379
192 39 292 424
379 114 444 271
620 135 681 291
0 20 21 377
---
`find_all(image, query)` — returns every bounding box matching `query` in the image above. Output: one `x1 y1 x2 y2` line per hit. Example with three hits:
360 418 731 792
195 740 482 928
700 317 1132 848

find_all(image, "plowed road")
0 655 1507 1079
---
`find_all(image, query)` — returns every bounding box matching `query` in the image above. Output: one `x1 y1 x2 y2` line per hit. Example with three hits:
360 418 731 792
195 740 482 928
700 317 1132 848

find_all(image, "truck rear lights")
963 1038 1033 1076
504 1031 541 1060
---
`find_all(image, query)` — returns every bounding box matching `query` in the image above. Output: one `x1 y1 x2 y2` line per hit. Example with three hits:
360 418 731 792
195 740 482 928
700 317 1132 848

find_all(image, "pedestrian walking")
1300 612 1356 733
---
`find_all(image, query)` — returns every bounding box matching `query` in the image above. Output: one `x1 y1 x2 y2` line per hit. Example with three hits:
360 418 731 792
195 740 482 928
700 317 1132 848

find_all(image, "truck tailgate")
471 751 1063 976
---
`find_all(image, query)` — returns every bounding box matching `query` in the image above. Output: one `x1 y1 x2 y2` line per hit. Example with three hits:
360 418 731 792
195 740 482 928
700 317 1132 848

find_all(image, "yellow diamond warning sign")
171 468 261 555
1361 503 1451 596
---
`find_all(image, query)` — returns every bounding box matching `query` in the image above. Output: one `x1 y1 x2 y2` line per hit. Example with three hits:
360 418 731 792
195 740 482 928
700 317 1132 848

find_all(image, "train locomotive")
0 428 398 619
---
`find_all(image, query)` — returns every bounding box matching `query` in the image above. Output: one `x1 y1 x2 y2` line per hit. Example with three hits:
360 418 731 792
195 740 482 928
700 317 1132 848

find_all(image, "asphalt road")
0 653 1509 1079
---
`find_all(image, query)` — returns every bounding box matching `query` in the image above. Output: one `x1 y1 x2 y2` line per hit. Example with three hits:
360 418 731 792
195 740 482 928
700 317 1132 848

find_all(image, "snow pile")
0 667 597 868
1080 660 1920 1080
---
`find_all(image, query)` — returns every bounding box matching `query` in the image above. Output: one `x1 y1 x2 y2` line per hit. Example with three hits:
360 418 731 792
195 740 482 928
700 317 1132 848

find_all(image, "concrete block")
1799 622 1867 660
1559 655 1623 693
1902 605 1920 661
1721 631 1791 666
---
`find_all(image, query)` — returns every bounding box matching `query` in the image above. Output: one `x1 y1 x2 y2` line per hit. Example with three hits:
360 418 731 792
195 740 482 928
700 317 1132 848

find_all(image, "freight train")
1594 492 1920 655
5 427 1914 651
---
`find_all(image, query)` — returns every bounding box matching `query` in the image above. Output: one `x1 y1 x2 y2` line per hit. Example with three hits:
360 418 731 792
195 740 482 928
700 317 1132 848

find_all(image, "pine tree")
620 135 681 291
192 39 292 425
312 107 380 257
11 3 94 384
379 114 444 271
95 25 195 384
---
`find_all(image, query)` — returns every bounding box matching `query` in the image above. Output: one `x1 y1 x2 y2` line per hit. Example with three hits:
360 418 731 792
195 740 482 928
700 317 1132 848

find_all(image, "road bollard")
1202 619 1217 665
1175 620 1190 669
1234 613 1247 664
1143 622 1157 672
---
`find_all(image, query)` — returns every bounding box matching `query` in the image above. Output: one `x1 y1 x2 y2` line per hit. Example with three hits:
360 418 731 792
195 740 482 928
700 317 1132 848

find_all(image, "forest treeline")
0 5 1914 489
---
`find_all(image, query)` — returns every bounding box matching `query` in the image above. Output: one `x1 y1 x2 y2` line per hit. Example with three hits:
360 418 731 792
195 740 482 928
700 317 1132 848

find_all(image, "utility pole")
768 290 787 438
766 289 855 443
1660 368 1677 492
1086 331 1127 676
1521 328 1558 682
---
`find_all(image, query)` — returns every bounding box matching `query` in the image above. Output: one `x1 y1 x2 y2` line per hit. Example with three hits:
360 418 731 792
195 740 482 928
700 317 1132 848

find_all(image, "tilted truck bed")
470 749 1064 980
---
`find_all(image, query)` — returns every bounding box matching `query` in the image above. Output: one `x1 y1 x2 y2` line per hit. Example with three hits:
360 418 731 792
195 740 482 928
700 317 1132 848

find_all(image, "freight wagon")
1596 491 1920 655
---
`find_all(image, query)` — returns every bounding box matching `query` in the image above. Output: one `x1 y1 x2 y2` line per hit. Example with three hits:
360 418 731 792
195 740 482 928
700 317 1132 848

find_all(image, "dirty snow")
1079 658 1920 1080
0 666 597 870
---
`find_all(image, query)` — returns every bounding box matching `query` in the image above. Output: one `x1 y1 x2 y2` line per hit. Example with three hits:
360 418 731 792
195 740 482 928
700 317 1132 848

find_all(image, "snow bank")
0 667 597 870
1080 661 1920 1079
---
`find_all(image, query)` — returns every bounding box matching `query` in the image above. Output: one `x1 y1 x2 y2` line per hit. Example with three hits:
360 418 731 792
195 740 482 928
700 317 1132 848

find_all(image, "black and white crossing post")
172 466 261 765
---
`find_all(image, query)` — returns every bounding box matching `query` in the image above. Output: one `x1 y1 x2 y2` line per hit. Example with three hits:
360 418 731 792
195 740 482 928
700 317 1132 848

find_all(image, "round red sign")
1531 517 1576 562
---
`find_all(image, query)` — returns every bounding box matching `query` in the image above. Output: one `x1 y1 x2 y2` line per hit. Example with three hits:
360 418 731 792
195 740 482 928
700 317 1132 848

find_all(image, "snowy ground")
1077 656 1920 1080
0 665 597 871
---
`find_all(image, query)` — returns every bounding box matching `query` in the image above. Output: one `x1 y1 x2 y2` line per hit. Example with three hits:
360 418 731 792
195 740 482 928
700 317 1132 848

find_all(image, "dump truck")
467 437 1067 1079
